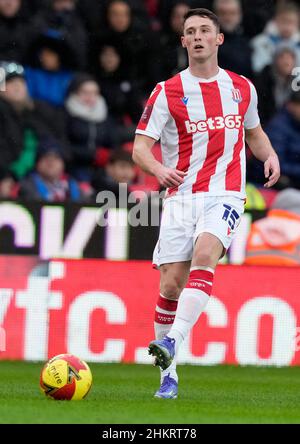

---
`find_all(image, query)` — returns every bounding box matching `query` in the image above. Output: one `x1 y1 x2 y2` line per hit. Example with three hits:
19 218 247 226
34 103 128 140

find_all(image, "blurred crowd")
0 0 299 206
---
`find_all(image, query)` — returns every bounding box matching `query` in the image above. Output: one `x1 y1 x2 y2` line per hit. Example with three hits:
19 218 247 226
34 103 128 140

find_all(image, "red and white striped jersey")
136 67 260 198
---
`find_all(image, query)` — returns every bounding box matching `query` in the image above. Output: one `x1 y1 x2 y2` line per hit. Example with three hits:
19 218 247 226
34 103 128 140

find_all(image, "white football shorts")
153 193 245 268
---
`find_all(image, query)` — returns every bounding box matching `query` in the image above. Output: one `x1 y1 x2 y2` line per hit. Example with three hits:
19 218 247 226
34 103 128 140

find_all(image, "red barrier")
1 256 300 366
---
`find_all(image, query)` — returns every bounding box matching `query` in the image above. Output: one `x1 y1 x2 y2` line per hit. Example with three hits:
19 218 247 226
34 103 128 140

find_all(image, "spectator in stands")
265 91 300 190
213 0 252 78
0 0 33 63
25 33 75 107
94 44 143 143
96 0 161 94
31 0 88 69
251 2 300 73
19 139 90 202
92 149 136 196
254 44 296 125
159 2 189 79
77 0 150 35
0 62 69 179
0 168 18 199
65 73 118 181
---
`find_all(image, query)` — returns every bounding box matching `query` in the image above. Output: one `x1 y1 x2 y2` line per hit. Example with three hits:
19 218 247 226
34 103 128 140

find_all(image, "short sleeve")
244 81 260 130
135 83 169 140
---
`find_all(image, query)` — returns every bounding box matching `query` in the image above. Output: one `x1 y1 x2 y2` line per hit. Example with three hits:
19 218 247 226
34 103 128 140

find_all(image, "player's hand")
153 164 187 188
264 154 280 188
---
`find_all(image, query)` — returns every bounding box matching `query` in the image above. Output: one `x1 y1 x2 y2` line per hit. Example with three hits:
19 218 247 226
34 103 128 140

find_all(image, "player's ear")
181 35 186 48
216 33 224 46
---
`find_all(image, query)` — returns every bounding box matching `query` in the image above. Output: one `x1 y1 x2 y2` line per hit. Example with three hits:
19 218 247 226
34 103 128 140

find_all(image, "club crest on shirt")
140 104 153 124
231 88 242 103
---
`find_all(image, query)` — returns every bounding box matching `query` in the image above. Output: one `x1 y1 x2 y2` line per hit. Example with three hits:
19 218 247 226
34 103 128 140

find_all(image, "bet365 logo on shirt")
185 114 242 133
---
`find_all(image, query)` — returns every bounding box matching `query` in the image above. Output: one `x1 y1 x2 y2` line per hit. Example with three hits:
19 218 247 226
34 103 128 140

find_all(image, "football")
40 354 92 400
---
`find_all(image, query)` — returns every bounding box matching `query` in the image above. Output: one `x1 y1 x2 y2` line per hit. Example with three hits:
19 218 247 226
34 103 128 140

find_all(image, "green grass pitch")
1 361 300 424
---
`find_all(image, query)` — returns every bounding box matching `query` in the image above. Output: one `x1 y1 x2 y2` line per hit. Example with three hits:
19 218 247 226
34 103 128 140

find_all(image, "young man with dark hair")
133 8 280 399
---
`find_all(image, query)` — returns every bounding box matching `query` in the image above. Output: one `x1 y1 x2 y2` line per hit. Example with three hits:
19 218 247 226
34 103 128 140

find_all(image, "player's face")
181 16 223 62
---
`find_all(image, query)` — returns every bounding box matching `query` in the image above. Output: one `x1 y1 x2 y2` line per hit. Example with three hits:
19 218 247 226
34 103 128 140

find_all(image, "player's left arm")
245 124 280 188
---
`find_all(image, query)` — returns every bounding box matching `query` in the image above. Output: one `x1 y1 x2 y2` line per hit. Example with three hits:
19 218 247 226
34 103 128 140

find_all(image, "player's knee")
160 280 182 300
193 251 215 268
159 264 188 298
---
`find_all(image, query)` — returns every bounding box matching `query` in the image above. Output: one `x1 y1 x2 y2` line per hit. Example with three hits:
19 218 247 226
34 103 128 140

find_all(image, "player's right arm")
132 134 187 188
133 82 186 188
